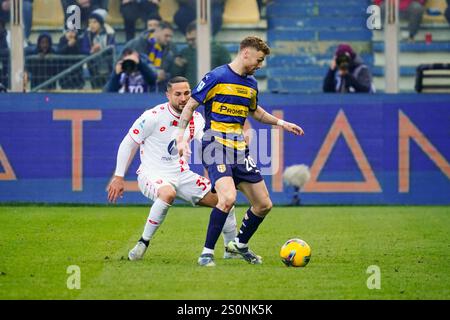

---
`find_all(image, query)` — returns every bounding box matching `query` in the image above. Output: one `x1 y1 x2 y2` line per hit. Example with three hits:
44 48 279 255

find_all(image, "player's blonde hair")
240 36 271 55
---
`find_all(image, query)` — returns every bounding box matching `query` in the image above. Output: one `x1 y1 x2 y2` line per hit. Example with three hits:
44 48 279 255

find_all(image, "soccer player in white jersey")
107 77 238 263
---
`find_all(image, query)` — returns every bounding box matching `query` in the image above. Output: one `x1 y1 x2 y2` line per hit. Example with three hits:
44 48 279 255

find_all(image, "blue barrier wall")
0 93 449 205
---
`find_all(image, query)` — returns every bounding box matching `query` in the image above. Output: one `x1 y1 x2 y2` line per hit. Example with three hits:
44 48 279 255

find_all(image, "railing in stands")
30 46 115 92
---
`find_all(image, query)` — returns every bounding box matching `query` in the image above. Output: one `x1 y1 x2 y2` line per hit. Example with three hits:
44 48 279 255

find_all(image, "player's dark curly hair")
167 76 189 91
240 36 270 55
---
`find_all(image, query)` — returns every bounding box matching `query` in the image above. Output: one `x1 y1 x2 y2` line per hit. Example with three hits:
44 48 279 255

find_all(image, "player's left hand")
107 176 125 204
282 122 304 136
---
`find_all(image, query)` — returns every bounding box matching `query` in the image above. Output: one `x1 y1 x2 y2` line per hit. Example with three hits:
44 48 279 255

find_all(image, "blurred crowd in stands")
0 0 264 92
0 0 448 93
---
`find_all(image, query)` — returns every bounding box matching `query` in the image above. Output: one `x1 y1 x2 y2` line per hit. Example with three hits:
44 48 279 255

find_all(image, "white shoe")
198 253 216 267
128 241 147 261
226 241 262 264
223 246 244 259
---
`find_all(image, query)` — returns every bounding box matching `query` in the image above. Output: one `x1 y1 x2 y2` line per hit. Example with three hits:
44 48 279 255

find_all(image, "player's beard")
171 103 184 114
246 66 258 75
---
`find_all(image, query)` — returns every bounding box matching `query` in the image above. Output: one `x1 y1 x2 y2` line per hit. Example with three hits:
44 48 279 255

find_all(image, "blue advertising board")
0 93 449 205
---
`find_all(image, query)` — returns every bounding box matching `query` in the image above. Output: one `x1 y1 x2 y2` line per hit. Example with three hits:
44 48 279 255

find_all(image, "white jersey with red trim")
128 102 204 177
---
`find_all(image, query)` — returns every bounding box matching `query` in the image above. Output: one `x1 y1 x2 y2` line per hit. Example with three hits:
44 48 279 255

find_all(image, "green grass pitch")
0 205 449 300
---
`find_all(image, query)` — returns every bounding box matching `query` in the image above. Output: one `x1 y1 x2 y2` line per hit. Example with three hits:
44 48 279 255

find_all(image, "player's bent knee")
254 199 273 216
158 186 177 204
217 195 236 213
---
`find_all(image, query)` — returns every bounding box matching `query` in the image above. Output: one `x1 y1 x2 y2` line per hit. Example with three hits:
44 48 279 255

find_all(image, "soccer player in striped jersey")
176 37 304 266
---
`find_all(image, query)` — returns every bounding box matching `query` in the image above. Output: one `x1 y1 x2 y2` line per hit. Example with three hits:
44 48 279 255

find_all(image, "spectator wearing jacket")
81 11 115 88
57 29 86 89
121 20 176 92
120 0 161 42
323 44 374 93
28 33 58 89
104 49 159 93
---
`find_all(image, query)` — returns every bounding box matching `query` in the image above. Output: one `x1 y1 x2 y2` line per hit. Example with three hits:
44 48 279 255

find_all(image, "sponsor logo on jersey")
219 105 248 117
197 80 206 92
217 164 226 173
133 129 140 134
167 139 178 156
236 87 249 95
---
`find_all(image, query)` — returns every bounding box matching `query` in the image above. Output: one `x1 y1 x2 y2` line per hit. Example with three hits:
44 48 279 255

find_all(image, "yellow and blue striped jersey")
191 65 258 150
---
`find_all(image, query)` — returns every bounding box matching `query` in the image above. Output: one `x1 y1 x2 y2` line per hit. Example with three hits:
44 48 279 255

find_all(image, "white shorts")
137 170 211 206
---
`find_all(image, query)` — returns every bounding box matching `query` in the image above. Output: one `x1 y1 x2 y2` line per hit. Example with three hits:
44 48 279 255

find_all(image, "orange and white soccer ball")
280 238 311 267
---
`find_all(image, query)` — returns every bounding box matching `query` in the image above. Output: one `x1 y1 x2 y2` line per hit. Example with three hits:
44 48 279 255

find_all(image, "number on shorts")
244 155 259 173
196 178 208 191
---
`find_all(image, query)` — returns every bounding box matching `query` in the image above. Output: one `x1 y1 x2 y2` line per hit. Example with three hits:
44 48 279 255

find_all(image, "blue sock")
204 207 229 250
237 208 264 245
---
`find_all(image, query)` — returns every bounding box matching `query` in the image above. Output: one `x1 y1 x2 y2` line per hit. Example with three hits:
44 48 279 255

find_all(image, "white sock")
201 247 214 255
222 206 237 246
142 198 171 241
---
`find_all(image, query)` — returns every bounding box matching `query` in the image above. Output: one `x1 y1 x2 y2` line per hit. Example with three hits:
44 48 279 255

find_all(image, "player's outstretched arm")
107 135 140 203
176 97 200 156
250 105 305 136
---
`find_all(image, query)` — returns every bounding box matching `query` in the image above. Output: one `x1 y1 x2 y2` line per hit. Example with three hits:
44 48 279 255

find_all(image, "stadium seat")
415 63 450 93
32 0 64 27
423 0 448 23
107 0 178 26
223 0 260 24
106 0 123 26
159 0 178 23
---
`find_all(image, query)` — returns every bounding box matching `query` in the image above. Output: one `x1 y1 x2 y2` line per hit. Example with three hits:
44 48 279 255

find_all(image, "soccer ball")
280 238 311 267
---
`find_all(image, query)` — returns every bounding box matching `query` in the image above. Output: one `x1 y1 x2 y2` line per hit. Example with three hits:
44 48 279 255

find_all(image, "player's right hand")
176 133 188 157
182 141 192 160
177 140 188 158
107 176 125 204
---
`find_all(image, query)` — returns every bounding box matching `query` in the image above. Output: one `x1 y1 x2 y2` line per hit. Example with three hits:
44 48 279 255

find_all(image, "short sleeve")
191 72 218 104
128 110 156 144
249 82 258 112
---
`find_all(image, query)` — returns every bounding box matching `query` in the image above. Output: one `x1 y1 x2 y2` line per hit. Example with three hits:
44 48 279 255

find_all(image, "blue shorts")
203 147 263 191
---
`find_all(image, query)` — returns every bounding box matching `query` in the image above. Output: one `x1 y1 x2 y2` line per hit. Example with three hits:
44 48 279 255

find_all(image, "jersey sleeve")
128 110 156 144
249 81 258 112
191 72 218 104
